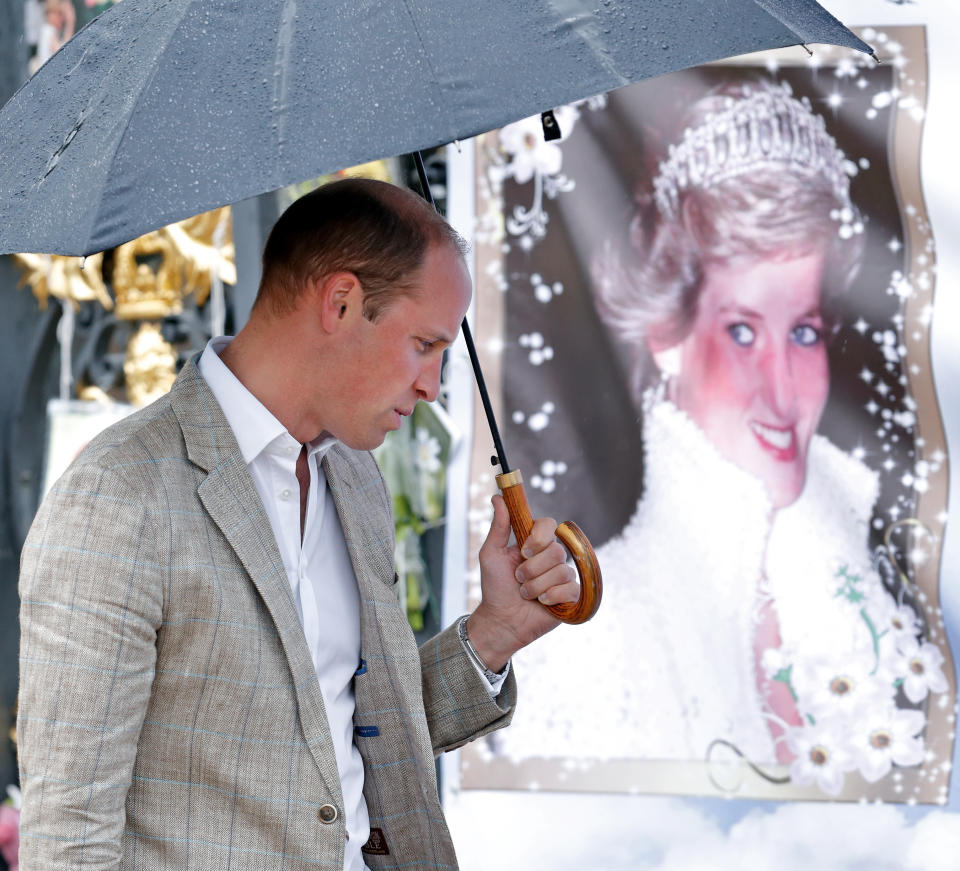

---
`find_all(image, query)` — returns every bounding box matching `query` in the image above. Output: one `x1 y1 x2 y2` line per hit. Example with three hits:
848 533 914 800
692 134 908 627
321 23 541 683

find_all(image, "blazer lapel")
169 360 344 806
322 445 396 598
323 446 400 716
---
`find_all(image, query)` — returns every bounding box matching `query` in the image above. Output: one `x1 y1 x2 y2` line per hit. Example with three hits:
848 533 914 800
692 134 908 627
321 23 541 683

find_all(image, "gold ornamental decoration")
123 322 178 407
12 250 113 310
111 229 182 320
13 207 235 406
112 207 236 320
14 206 235 321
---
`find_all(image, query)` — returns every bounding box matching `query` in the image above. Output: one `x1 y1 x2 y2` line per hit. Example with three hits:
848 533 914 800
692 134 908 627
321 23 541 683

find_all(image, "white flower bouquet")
767 566 947 795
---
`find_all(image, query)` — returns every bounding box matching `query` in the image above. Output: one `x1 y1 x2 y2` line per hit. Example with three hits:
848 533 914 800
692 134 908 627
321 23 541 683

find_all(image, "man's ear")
312 271 363 333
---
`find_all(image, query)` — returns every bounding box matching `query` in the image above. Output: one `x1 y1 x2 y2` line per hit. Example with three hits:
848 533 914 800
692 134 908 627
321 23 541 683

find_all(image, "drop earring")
649 346 681 408
655 346 681 378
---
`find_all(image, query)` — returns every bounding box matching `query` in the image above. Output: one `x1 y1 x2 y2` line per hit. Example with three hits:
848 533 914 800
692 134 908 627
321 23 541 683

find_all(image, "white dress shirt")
199 338 371 871
198 337 507 871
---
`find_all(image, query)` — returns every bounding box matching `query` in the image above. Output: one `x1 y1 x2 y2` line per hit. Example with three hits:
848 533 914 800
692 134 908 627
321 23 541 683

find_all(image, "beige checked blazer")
18 359 516 871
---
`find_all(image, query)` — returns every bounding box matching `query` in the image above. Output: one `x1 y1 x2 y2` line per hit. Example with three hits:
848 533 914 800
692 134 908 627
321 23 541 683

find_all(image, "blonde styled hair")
594 79 864 405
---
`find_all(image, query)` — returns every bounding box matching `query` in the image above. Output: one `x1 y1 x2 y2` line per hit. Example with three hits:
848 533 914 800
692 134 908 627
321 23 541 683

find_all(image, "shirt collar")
198 336 339 465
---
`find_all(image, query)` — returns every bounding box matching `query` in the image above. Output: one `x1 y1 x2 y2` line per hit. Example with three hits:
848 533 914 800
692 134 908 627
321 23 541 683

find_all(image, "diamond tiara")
652 82 853 219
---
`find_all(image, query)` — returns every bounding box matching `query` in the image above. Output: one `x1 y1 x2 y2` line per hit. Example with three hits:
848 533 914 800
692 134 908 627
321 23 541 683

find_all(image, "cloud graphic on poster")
447 793 960 871
657 804 960 871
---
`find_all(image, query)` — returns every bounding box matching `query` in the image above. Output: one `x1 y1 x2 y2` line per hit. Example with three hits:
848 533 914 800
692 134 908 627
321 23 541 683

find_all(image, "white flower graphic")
497 106 578 184
499 117 562 184
895 636 949 704
413 427 441 475
791 654 894 721
852 706 925 783
786 719 856 796
884 602 922 643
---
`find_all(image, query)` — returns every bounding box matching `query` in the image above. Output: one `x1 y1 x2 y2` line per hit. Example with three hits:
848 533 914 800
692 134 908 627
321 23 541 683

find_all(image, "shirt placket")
299 450 323 669
274 444 305 622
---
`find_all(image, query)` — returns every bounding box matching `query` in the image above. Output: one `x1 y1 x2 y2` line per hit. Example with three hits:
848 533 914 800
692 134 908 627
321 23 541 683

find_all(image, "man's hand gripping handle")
495 470 602 624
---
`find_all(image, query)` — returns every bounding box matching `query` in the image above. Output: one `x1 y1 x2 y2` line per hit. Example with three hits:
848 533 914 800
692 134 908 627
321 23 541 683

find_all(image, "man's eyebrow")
423 330 456 345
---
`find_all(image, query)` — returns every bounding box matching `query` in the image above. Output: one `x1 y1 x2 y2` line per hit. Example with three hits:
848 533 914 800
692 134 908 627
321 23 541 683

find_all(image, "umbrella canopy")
0 0 871 257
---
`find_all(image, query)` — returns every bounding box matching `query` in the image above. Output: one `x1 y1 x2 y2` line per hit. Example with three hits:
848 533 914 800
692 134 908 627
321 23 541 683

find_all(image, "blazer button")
318 804 338 824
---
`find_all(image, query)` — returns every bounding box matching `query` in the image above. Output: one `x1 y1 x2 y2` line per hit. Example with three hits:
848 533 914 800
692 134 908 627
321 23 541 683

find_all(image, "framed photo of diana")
460 27 956 804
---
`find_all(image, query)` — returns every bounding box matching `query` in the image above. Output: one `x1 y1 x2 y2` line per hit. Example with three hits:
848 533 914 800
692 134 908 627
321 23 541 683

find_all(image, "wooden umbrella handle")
495 470 602 624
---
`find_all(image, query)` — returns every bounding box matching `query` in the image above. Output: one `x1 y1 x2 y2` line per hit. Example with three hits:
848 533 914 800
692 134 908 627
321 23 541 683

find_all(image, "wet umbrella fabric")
0 0 870 257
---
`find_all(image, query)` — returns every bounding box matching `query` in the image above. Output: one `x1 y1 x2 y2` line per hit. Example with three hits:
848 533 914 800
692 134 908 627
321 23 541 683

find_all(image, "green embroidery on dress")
834 566 886 675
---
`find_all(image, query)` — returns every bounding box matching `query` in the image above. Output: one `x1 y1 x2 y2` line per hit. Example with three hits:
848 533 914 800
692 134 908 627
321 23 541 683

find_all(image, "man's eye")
727 323 755 347
417 338 434 352
791 324 822 347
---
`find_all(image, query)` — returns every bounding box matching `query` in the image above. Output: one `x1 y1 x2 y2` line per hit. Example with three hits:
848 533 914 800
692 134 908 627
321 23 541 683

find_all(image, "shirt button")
318 804 338 824
280 488 291 499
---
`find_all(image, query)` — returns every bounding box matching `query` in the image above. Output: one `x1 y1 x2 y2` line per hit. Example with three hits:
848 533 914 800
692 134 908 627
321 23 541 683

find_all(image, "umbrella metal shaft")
412 150 511 474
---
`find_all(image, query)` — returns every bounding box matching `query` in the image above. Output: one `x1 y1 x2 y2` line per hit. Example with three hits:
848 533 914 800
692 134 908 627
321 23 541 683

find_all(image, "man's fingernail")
515 568 525 583
519 586 531 600
537 593 548 604
521 546 533 559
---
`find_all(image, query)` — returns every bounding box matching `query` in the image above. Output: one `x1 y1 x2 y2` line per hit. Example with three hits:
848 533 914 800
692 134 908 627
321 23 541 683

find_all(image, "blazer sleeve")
418 621 517 754
367 448 517 753
17 460 164 871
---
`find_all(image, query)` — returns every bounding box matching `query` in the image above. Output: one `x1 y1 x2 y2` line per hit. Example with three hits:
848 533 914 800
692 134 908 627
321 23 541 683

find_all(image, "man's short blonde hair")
256 178 467 321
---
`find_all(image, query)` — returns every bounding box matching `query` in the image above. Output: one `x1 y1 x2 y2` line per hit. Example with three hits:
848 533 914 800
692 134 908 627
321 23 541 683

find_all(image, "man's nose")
414 355 443 403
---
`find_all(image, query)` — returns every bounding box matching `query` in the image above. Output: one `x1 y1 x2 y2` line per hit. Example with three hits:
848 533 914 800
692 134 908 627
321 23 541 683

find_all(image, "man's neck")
219 322 330 444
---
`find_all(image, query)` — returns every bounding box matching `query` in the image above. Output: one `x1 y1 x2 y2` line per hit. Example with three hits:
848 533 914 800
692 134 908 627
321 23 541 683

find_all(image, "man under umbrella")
17 179 579 871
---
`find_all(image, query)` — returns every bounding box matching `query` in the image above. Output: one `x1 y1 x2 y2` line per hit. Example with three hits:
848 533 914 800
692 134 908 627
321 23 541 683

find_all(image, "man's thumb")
484 493 513 551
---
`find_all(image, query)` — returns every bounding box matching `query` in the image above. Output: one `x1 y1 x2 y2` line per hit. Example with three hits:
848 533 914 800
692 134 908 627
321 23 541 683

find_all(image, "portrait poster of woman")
461 27 956 804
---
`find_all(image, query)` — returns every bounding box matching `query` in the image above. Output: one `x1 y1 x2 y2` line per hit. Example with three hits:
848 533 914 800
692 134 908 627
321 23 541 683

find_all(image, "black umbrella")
0 0 873 621
0 0 871 256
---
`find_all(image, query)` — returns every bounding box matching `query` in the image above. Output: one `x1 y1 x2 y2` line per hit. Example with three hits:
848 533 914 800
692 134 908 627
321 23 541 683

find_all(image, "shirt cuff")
457 614 511 698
